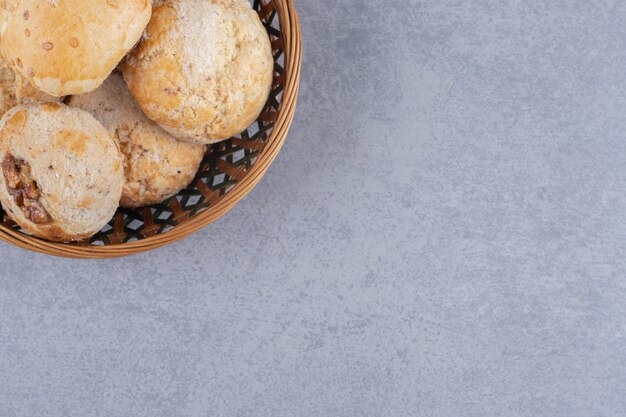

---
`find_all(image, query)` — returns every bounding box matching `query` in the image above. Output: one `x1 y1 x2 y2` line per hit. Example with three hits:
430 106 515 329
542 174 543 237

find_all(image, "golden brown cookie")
0 0 151 96
0 103 123 242
121 0 274 144
69 72 205 208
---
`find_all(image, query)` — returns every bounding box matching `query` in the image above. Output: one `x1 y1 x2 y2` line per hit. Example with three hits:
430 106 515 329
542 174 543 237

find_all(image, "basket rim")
0 0 302 259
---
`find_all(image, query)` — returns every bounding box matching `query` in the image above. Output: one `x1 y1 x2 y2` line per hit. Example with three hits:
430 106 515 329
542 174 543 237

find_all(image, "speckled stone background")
1 1 626 416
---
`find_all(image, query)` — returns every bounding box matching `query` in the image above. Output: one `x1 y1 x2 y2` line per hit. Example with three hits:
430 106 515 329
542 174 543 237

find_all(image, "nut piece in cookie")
1 154 51 224
121 0 274 144
69 72 205 208
0 103 123 242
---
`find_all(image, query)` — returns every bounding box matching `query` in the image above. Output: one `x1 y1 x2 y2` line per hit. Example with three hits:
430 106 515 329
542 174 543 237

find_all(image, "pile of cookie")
0 0 273 242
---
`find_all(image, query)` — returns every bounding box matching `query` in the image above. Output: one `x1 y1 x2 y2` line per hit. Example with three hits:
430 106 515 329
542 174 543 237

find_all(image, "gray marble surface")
1 1 626 416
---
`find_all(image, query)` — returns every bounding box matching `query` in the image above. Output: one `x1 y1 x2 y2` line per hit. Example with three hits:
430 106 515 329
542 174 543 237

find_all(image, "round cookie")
69 72 205 208
0 56 61 116
121 0 274 144
0 103 123 242
0 0 152 96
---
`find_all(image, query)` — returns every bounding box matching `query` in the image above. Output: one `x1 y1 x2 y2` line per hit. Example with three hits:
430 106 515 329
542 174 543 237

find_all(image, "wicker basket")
0 0 302 259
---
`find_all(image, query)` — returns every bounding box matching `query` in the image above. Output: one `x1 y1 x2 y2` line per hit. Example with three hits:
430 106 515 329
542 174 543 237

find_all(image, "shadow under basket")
0 0 302 259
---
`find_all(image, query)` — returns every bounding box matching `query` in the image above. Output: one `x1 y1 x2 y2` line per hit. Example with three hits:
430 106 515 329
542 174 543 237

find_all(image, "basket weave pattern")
0 0 302 258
